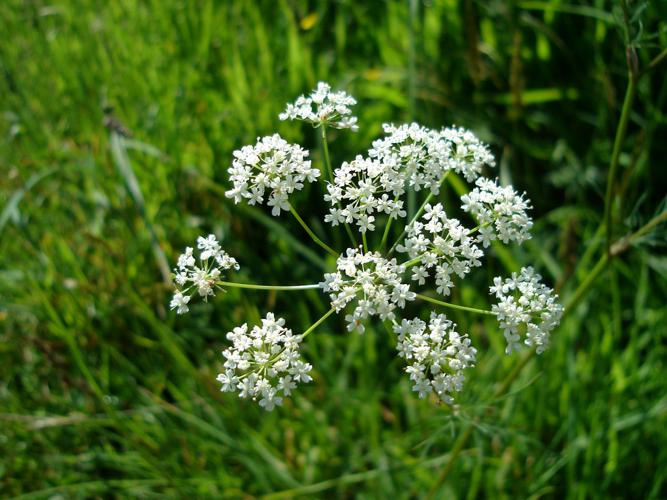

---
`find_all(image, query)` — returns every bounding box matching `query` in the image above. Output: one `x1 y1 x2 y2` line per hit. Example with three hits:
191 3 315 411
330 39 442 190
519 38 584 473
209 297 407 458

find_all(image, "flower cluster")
461 177 532 247
216 313 313 411
324 123 495 233
319 248 416 333
397 203 483 296
170 235 239 314
170 82 564 411
225 134 319 216
368 123 455 193
490 267 563 354
394 313 477 403
279 81 358 131
439 126 496 182
324 154 406 233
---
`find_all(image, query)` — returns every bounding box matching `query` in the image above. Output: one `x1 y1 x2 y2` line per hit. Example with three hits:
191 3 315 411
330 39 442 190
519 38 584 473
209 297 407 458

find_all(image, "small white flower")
320 248 416 333
394 312 476 403
225 134 319 216
461 177 533 246
170 235 239 314
279 81 358 130
397 203 483 295
217 313 313 411
169 292 191 315
490 267 563 354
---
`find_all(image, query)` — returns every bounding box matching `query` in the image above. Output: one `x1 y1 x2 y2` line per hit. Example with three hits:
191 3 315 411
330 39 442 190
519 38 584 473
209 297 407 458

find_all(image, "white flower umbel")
461 177 533 247
279 81 358 131
170 235 239 314
225 134 319 216
490 267 563 354
319 248 416 333
440 126 496 182
397 203 483 296
394 312 477 404
217 313 313 411
368 123 454 193
324 124 496 234
324 154 406 233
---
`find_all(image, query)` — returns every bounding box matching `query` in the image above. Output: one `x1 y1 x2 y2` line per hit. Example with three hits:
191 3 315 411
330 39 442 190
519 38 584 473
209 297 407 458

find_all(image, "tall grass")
1 0 666 497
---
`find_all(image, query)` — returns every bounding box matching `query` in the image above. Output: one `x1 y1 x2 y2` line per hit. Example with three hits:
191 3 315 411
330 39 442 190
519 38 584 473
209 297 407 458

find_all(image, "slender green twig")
302 308 336 339
388 172 449 257
379 199 400 251
320 125 335 184
362 232 369 253
415 293 496 316
379 216 394 251
288 203 338 258
218 281 320 291
641 46 667 77
403 256 424 268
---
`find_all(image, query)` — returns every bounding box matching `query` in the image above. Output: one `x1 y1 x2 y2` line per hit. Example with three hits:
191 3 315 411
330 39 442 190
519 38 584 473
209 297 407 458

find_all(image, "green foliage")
1 0 666 497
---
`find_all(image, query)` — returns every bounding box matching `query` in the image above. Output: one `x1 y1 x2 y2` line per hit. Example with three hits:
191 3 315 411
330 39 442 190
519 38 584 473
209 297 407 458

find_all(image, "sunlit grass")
1 0 666 497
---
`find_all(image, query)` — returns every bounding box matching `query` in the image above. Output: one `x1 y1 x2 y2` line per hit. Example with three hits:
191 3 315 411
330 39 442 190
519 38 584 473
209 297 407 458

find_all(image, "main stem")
416 293 496 316
320 125 358 247
288 204 338 258
218 281 320 291
603 74 636 254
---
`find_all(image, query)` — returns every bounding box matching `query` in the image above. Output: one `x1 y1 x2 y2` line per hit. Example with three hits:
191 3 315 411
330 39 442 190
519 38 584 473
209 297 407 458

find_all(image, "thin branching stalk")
416 293 495 316
302 308 336 339
218 281 320 291
288 203 338 258
388 172 450 256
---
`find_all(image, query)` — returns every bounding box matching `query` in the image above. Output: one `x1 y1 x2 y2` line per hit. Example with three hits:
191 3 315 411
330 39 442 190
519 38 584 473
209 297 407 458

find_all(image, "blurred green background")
1 0 666 498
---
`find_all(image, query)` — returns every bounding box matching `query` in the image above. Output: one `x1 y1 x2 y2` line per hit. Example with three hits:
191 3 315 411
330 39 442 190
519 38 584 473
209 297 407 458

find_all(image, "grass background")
1 0 666 498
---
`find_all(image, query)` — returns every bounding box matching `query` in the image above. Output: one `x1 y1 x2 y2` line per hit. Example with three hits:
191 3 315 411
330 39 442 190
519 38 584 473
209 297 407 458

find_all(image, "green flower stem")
603 73 636 253
415 293 496 316
320 125 335 184
301 307 336 339
218 281 321 291
288 203 338 258
379 209 398 251
362 232 369 253
388 172 450 257
403 256 424 268
320 125 358 248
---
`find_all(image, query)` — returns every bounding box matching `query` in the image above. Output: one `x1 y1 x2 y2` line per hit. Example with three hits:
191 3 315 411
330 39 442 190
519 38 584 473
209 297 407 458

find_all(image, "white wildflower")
171 235 239 313
368 123 455 193
397 203 483 295
490 267 563 354
324 123 495 232
440 126 496 182
225 134 319 216
319 248 416 332
394 312 477 403
461 177 533 246
217 313 312 411
279 81 358 131
324 154 406 233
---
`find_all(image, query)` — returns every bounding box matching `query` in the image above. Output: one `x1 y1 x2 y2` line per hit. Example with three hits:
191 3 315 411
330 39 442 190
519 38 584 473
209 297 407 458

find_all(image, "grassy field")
1 0 666 498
